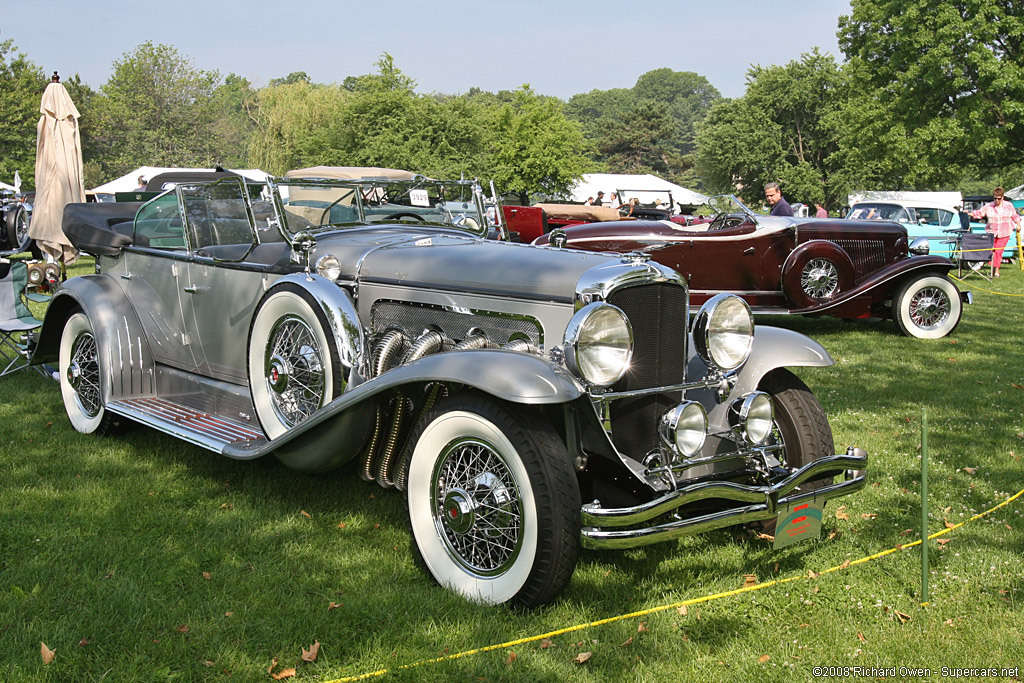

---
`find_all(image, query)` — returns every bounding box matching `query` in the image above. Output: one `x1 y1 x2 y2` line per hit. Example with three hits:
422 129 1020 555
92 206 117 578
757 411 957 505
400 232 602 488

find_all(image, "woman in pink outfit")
969 187 1021 277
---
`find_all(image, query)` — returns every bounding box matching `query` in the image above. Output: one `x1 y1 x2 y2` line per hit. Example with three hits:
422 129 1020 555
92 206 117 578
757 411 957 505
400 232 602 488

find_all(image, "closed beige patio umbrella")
30 73 83 265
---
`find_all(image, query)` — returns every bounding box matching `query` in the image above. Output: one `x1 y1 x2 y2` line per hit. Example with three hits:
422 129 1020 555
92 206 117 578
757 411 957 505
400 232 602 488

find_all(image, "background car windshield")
846 203 911 222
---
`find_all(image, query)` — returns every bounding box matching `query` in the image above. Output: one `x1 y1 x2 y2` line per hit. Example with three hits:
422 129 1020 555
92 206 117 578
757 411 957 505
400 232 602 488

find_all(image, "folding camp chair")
0 260 48 377
955 232 995 280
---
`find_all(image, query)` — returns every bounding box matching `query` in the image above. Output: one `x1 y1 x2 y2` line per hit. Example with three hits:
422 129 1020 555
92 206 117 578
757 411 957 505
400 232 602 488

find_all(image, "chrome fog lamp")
563 302 633 387
692 293 754 371
729 391 774 444
315 254 342 281
658 401 708 458
909 237 930 255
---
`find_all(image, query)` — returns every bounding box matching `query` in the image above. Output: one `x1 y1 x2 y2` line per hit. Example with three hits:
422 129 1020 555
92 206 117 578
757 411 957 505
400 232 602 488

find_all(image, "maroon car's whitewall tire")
248 285 342 440
404 394 580 607
891 274 962 339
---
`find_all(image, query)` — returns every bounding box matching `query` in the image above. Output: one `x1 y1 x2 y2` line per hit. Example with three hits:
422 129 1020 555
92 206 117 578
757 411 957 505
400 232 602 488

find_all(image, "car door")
121 191 200 370
178 179 267 383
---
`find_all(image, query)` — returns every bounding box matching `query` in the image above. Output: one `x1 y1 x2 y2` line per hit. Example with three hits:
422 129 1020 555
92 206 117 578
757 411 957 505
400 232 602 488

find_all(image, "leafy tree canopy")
0 36 45 188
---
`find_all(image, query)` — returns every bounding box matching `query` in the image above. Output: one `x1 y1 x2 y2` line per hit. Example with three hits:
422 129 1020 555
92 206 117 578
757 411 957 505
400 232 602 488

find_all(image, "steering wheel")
708 213 727 231
382 211 426 222
318 194 351 225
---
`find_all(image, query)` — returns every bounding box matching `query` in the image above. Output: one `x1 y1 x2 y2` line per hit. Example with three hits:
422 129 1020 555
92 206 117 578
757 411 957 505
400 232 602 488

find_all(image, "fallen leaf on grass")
677 605 688 616
202 572 211 580
328 602 342 611
337 522 346 528
219 503 233 509
78 638 88 647
202 660 215 667
268 658 278 673
936 538 951 546
835 506 849 520
225 612 234 617
758 654 770 663
300 510 312 519
944 618 955 627
943 506 952 514
41 642 55 664
1012 383 1024 390
894 610 911 624
807 570 820 579
857 632 866 642
620 636 634 647
176 625 190 634
962 467 978 475
637 622 649 632
539 638 552 649
756 532 775 541
840 560 851 569
900 529 914 536
271 668 296 680
860 513 877 520
572 652 592 664
505 651 516 665
301 640 320 662
743 574 758 587
944 519 956 530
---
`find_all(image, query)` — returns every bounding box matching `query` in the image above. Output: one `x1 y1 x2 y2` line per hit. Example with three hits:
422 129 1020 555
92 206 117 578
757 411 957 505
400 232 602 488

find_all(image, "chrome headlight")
729 391 774 444
909 236 930 255
315 254 342 281
692 293 754 372
563 302 633 387
658 401 708 458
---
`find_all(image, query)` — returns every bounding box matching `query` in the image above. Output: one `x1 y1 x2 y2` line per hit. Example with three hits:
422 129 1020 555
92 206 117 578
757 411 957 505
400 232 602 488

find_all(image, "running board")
107 397 267 454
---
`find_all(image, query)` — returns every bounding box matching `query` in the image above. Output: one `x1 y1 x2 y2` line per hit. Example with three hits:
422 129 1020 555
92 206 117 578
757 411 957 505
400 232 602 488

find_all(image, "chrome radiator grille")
606 282 688 460
831 239 887 273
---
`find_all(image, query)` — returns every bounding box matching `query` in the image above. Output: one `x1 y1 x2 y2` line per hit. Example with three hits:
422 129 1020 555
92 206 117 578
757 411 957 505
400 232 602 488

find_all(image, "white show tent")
90 166 269 195
570 173 708 207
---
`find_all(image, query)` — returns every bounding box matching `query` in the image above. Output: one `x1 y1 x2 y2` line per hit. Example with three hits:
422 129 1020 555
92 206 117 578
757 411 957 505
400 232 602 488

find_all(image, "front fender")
32 275 153 403
224 349 586 463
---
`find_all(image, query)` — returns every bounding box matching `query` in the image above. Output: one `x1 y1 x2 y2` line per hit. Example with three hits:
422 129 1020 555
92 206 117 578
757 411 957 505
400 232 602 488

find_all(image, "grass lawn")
1 256 1022 681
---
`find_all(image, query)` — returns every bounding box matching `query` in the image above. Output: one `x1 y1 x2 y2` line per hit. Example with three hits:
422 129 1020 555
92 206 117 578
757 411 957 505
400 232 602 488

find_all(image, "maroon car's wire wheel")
265 314 326 426
800 258 840 299
908 285 951 330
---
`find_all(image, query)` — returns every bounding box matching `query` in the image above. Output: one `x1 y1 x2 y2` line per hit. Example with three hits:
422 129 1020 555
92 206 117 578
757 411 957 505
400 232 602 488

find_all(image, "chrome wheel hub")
267 355 289 393
431 438 522 576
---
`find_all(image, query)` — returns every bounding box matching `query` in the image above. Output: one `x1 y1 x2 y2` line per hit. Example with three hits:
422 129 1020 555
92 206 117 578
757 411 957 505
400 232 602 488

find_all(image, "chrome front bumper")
580 447 868 550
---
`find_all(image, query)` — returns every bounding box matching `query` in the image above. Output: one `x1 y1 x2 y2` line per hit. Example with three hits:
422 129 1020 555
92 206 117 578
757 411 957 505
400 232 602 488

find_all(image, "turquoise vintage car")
846 200 1016 261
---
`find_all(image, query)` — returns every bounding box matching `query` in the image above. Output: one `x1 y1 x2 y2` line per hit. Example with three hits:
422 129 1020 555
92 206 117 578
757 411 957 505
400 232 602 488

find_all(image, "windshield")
708 194 757 218
846 203 911 222
269 177 487 238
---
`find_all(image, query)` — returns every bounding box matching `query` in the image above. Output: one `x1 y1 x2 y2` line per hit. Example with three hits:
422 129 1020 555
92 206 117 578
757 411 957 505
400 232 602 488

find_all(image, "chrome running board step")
108 397 267 454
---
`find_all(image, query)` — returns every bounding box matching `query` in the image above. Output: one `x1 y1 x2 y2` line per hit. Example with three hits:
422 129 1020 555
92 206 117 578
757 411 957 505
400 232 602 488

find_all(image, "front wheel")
59 312 118 435
403 394 581 608
757 369 835 534
891 274 962 339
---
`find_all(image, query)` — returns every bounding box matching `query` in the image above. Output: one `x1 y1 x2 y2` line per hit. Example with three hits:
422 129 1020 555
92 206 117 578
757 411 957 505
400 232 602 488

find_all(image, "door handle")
120 273 133 280
743 247 756 254
183 286 199 294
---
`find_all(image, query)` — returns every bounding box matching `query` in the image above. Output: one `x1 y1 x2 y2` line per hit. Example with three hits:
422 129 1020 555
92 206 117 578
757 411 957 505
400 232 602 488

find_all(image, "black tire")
891 274 962 339
757 369 835 534
59 312 120 435
3 205 29 252
247 283 344 439
402 393 581 608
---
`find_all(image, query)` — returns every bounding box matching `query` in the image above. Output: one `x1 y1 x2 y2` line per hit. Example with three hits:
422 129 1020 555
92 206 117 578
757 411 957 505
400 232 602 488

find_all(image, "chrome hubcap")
801 259 839 299
431 438 522 576
265 315 325 426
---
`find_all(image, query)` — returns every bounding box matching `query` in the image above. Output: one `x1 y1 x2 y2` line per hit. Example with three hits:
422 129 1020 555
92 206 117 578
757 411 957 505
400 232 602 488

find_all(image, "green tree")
838 0 1024 181
90 42 223 177
486 86 592 203
0 37 45 187
210 73 256 168
597 101 677 175
695 50 848 210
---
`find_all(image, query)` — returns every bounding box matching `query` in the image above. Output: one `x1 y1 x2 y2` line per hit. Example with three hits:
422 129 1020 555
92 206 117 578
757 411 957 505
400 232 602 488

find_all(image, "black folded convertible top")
62 202 143 256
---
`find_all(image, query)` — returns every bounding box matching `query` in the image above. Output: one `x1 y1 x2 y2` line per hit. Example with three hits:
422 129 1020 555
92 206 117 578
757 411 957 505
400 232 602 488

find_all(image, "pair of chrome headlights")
563 292 757 388
658 391 775 460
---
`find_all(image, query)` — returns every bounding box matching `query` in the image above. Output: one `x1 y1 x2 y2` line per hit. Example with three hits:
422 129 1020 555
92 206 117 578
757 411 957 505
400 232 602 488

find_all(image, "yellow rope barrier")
325 486 1024 682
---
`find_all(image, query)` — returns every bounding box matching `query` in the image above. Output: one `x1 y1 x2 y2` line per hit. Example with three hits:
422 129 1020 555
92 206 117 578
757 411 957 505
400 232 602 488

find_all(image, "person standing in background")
969 187 1020 277
764 182 794 217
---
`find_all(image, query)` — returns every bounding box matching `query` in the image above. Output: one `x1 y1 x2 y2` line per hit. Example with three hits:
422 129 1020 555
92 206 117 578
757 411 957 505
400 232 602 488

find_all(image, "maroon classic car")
533 195 969 339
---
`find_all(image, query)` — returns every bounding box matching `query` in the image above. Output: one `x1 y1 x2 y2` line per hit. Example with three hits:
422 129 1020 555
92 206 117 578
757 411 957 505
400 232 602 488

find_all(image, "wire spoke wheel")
892 274 962 338
907 285 950 330
68 330 102 417
801 258 840 299
431 437 523 576
265 315 325 426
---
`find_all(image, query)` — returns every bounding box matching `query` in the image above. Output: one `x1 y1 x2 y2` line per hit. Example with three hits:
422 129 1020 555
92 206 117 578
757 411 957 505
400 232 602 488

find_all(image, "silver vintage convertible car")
32 171 867 607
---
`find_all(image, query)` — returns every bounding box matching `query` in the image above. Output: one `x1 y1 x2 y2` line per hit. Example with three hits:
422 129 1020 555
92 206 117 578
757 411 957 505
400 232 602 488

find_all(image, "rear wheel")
403 394 581 607
59 312 118 435
757 369 835 534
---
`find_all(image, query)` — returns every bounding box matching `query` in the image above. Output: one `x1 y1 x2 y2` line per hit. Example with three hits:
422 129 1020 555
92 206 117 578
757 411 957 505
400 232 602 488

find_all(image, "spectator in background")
969 186 1020 278
134 175 147 191
608 192 621 209
583 196 595 206
594 190 606 206
814 203 828 218
764 182 794 216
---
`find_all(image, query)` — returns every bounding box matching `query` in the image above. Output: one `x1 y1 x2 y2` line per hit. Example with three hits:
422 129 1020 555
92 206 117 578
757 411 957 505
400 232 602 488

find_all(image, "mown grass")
1 257 1022 681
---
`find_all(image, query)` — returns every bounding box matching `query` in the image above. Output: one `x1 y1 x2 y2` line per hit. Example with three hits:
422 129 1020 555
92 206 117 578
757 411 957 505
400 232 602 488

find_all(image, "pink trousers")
991 235 1011 269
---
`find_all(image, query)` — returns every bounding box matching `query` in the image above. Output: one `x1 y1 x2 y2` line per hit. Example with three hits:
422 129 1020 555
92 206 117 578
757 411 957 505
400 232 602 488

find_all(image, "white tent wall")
570 173 708 207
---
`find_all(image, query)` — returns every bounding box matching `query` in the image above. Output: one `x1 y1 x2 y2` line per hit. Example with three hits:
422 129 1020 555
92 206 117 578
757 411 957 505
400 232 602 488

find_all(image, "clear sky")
2 0 853 99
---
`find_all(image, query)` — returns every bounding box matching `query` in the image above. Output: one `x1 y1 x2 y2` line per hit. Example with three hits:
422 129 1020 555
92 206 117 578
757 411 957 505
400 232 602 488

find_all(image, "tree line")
2 0 1022 210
